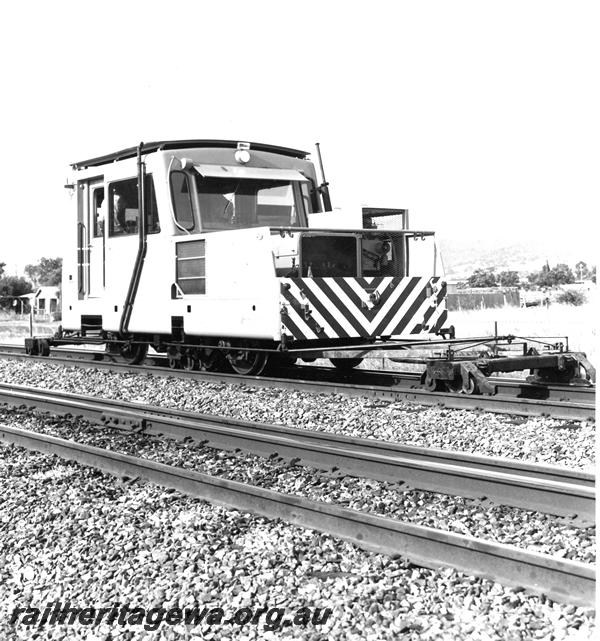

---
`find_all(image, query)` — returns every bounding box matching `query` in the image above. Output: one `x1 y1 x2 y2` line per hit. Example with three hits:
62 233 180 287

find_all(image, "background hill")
437 236 596 281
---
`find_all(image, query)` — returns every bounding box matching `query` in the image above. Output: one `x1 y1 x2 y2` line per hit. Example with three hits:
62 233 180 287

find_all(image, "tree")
0 275 33 310
574 261 596 282
528 263 575 288
24 257 62 287
466 267 497 288
497 270 520 287
0 262 5 278
575 261 587 281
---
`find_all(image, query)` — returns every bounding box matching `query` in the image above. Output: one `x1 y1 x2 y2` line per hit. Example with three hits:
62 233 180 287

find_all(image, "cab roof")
71 139 309 169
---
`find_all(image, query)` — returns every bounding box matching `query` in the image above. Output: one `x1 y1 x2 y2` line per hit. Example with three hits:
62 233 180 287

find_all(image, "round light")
235 149 251 164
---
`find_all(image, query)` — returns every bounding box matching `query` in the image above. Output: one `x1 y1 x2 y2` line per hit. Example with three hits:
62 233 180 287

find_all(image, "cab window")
300 181 316 215
108 176 160 236
196 177 306 231
92 187 105 237
170 171 195 232
109 178 138 236
145 176 160 234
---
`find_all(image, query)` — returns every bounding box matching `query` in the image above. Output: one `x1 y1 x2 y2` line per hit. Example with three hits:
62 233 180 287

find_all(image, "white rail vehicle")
61 140 448 374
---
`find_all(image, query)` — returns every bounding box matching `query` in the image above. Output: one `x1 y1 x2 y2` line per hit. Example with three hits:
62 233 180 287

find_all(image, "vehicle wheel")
228 349 269 376
423 374 441 391
168 355 181 369
329 358 363 371
462 375 478 395
181 352 199 371
200 349 225 372
120 342 148 365
445 377 463 393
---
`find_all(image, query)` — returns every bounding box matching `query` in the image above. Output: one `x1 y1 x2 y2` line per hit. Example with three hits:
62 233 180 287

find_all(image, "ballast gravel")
1 409 595 566
0 360 594 471
0 443 595 641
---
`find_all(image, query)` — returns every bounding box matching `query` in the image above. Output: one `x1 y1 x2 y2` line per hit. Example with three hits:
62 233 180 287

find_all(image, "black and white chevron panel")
280 277 447 340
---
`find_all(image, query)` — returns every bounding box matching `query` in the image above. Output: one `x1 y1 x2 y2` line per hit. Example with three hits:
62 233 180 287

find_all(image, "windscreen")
194 177 306 231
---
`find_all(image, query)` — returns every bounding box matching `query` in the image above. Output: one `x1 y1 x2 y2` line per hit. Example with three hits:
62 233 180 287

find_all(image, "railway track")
0 344 595 420
1 381 594 524
0 422 594 608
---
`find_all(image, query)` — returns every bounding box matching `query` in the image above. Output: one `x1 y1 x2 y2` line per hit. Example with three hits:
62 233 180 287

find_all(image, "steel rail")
1 343 594 403
0 346 595 420
2 342 597 403
0 382 594 524
0 424 594 607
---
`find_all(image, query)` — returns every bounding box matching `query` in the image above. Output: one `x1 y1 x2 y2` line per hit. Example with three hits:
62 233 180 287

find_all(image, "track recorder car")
51 140 449 374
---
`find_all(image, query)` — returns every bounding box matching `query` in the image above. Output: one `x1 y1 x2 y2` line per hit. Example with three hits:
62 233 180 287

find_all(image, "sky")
0 0 597 275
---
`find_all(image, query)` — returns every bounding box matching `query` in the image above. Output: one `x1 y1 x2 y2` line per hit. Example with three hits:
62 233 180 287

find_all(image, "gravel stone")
1 408 595 566
0 444 595 640
0 360 594 471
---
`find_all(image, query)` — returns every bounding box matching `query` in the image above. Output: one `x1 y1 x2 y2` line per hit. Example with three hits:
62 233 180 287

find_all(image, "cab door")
88 180 105 296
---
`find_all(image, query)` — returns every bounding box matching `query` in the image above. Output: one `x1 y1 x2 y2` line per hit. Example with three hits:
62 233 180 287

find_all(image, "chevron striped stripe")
280 277 447 341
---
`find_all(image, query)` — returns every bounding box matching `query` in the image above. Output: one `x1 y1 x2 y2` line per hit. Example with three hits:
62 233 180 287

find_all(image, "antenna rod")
315 142 332 211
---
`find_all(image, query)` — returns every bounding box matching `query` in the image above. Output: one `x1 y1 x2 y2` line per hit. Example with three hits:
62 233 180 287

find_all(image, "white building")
18 287 61 319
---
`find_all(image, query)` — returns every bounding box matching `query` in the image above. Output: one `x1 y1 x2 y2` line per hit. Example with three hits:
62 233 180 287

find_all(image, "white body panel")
130 228 281 339
64 230 282 339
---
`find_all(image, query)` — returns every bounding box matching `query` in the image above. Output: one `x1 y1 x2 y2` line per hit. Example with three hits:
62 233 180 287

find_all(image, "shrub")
466 268 497 288
556 290 586 306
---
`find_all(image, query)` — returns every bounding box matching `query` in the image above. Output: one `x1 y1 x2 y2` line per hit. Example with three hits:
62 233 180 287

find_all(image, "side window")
170 171 195 231
145 174 160 234
300 182 313 216
92 187 105 237
109 178 139 236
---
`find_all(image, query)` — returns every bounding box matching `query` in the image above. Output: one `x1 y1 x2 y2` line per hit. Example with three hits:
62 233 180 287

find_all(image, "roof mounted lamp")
235 141 251 164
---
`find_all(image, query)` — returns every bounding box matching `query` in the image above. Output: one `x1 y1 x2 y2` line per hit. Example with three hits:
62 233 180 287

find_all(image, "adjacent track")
0 344 595 420
0 382 594 524
0 423 594 607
